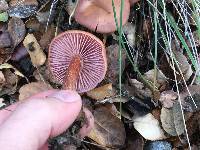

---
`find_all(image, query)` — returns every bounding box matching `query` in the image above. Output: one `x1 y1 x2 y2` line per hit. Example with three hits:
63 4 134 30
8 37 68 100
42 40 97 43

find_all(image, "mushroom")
48 30 107 93
129 0 140 6
74 0 130 33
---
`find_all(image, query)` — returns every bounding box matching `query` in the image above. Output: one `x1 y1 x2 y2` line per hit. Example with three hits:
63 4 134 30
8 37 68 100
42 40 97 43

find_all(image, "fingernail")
48 90 81 102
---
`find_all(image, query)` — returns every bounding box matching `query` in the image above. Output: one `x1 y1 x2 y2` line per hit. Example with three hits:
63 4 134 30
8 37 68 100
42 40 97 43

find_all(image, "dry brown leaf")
19 82 52 100
123 22 136 47
0 71 5 84
8 17 26 47
23 33 46 66
159 90 178 108
160 107 177 136
172 50 193 81
39 25 55 50
179 85 200 112
133 113 166 140
129 79 152 98
0 0 8 12
87 107 126 148
25 18 41 32
144 69 167 89
0 31 12 48
86 83 115 101
106 44 126 83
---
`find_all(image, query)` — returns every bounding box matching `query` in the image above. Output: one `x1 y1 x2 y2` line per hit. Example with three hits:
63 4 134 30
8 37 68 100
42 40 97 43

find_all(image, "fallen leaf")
159 90 177 108
133 113 166 140
11 44 28 61
0 0 8 12
25 18 41 32
39 25 55 50
144 69 167 89
0 30 12 48
23 33 46 66
0 63 25 77
160 102 185 136
19 82 52 100
172 50 193 81
8 0 38 18
86 83 115 101
0 12 8 22
126 132 144 150
129 79 152 98
65 0 76 16
106 44 126 83
8 17 26 47
123 22 136 47
87 107 126 148
0 71 5 84
160 107 177 136
172 102 185 136
179 85 200 112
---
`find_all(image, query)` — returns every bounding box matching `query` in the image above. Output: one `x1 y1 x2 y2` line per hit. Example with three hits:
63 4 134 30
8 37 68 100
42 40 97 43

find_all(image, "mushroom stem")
64 55 81 90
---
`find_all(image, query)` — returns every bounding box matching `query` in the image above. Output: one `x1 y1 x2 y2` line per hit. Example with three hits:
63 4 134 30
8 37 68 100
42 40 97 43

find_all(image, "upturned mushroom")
74 0 130 33
48 30 107 93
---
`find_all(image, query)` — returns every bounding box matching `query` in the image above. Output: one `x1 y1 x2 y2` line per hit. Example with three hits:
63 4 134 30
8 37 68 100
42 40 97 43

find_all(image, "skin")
0 90 84 150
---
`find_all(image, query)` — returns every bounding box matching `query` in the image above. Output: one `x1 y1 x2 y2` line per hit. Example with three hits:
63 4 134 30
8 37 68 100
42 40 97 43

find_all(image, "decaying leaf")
25 18 41 32
179 85 200 112
19 82 52 100
106 44 126 83
0 0 8 12
39 25 55 50
144 69 167 89
129 79 152 98
8 17 26 47
23 33 46 66
87 107 126 148
0 63 25 77
86 83 115 101
123 22 136 47
160 102 185 136
172 102 185 136
159 90 177 108
65 0 76 16
8 0 38 18
160 107 177 136
0 71 5 84
0 29 12 48
36 0 56 24
172 50 193 81
133 113 166 140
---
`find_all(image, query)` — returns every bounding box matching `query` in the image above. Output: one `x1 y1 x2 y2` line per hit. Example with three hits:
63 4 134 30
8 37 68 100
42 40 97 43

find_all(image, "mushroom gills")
64 55 81 90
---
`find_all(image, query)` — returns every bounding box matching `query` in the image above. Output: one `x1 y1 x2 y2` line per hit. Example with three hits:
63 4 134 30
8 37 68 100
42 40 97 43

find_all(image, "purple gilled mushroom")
48 30 107 93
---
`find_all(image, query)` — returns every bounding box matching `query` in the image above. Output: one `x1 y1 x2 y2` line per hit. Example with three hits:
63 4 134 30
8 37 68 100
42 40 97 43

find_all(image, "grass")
113 0 200 149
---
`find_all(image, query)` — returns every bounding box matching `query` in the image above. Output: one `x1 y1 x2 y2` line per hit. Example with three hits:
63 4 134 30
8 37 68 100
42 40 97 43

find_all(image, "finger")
0 90 82 150
0 90 58 125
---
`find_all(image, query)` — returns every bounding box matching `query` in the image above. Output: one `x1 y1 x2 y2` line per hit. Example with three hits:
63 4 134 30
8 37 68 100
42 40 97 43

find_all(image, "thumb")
0 90 82 150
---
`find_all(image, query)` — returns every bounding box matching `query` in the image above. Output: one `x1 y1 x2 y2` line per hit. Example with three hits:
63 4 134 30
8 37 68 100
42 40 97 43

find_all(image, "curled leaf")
23 33 46 66
8 17 26 47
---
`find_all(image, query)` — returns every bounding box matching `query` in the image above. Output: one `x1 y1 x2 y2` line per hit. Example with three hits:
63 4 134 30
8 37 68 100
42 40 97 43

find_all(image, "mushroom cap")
74 0 130 33
129 0 140 6
48 30 107 93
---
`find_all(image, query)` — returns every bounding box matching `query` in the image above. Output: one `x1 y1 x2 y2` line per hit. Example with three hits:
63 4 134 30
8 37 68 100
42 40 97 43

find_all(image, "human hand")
0 90 82 150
